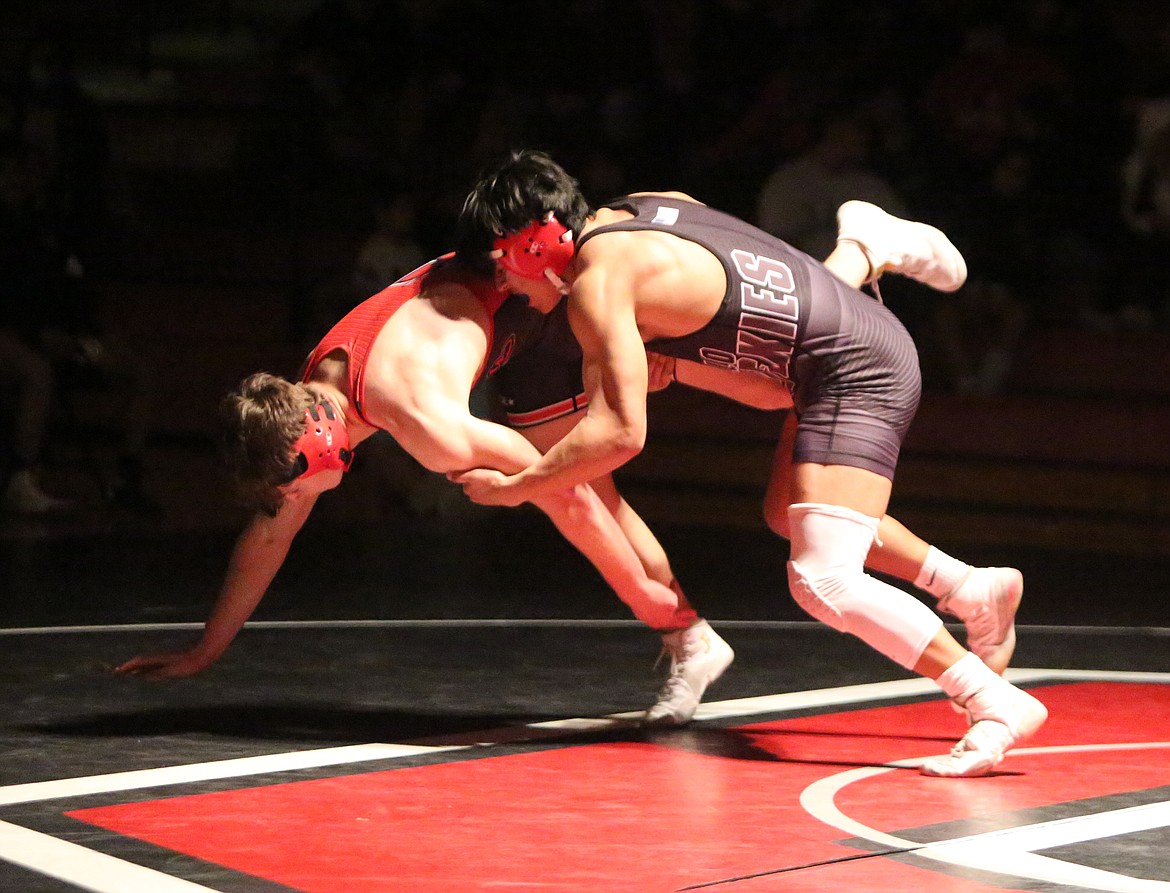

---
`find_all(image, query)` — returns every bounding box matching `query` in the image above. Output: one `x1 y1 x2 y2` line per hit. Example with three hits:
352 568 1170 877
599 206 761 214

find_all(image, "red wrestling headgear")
491 211 575 287
289 400 353 481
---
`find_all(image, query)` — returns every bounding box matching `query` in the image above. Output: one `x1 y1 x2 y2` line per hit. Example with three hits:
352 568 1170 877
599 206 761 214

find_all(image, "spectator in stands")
756 107 905 260
0 332 65 513
0 136 72 512
1118 102 1170 331
0 138 72 512
352 189 426 297
0 138 157 515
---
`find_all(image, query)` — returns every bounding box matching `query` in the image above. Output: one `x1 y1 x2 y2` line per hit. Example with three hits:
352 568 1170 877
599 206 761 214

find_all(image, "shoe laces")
652 644 674 673
948 719 1012 761
837 237 885 304
962 598 997 643
656 625 708 668
653 641 692 675
654 671 692 705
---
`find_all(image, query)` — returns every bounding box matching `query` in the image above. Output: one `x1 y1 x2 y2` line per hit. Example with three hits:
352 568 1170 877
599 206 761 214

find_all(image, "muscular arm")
516 412 695 630
671 357 794 411
454 262 649 506
116 495 317 678
405 385 692 627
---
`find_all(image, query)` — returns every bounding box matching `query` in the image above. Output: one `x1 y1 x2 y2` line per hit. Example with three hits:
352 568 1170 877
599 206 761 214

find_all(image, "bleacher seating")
6 4 1169 556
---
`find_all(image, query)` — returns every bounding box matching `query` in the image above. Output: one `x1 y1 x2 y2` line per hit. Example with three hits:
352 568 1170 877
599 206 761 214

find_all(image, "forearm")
532 480 691 630
509 411 642 503
194 509 305 661
673 359 793 410
457 415 545 474
393 393 549 477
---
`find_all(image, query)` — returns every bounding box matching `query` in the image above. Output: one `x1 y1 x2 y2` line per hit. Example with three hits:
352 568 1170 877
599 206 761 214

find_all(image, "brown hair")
219 372 314 515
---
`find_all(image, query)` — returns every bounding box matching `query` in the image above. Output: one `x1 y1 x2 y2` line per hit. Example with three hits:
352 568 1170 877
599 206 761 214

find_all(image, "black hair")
455 149 592 264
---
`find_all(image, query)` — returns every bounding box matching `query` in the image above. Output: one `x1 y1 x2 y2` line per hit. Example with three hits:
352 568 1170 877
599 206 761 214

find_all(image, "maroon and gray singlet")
494 195 922 480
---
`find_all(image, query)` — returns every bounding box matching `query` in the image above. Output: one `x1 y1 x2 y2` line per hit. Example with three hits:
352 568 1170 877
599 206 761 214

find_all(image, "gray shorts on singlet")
497 195 922 480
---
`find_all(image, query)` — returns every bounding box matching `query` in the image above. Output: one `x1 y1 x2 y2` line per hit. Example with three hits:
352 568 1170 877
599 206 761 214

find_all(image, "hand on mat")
114 649 214 679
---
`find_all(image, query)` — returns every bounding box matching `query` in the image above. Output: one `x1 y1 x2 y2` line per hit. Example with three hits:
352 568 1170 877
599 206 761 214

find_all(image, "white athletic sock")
914 546 972 599
934 652 999 703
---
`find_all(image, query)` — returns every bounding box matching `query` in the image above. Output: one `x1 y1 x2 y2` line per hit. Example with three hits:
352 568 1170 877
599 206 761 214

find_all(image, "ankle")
916 546 973 600
935 652 999 703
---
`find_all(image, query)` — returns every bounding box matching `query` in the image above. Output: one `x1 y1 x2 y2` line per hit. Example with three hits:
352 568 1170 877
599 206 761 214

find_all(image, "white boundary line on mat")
2 668 1168 892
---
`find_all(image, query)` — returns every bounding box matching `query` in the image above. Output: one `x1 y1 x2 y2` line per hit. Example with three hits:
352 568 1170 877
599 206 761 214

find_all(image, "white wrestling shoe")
836 200 968 292
643 620 734 727
938 567 1023 675
921 679 1047 777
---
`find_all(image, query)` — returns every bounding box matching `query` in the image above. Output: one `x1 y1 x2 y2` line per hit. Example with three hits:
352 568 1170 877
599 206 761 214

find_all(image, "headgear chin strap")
491 211 574 292
289 400 353 481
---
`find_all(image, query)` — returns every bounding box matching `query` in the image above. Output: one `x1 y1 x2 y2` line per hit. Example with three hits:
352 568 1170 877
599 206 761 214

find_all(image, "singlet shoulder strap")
575 196 649 251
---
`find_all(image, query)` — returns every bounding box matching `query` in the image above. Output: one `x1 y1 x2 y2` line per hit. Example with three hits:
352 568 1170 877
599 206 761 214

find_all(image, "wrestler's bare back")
363 282 490 436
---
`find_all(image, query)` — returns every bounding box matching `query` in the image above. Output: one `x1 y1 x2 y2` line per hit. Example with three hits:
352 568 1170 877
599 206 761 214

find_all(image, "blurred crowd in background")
1 0 1169 513
254 0 1170 341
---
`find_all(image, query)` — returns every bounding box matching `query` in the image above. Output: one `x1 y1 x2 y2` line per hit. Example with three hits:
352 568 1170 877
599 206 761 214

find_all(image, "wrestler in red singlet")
300 255 542 428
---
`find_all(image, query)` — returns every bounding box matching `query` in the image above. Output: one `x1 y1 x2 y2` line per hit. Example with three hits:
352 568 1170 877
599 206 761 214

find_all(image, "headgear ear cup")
491 211 575 282
290 400 353 480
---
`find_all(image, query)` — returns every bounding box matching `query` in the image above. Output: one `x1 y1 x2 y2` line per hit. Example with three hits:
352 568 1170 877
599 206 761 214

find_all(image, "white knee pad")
786 503 942 669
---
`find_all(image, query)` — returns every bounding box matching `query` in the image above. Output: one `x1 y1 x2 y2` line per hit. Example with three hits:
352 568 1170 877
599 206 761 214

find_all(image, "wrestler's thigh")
763 412 799 534
790 462 892 519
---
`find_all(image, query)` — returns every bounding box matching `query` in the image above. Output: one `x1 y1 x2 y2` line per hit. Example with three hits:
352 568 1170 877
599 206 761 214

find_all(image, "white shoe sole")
969 569 1023 675
643 642 735 728
923 688 1048 777
837 200 967 293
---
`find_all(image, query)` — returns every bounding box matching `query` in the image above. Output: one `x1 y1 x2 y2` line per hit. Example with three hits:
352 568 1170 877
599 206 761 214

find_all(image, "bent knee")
787 559 853 631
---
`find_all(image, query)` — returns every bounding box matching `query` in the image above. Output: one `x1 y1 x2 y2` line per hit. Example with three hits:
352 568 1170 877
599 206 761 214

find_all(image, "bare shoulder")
576 221 683 284
628 190 705 205
305 353 349 392
424 277 476 305
572 237 651 315
576 228 649 268
419 278 491 326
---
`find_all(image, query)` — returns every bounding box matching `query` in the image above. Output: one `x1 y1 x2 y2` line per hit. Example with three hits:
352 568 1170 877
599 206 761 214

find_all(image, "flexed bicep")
449 255 653 505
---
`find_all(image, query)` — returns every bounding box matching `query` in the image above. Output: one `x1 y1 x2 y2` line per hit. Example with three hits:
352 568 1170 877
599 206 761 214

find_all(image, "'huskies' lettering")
721 250 800 382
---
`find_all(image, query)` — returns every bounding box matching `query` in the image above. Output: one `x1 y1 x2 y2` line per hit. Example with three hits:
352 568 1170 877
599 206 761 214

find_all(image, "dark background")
0 0 1168 630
